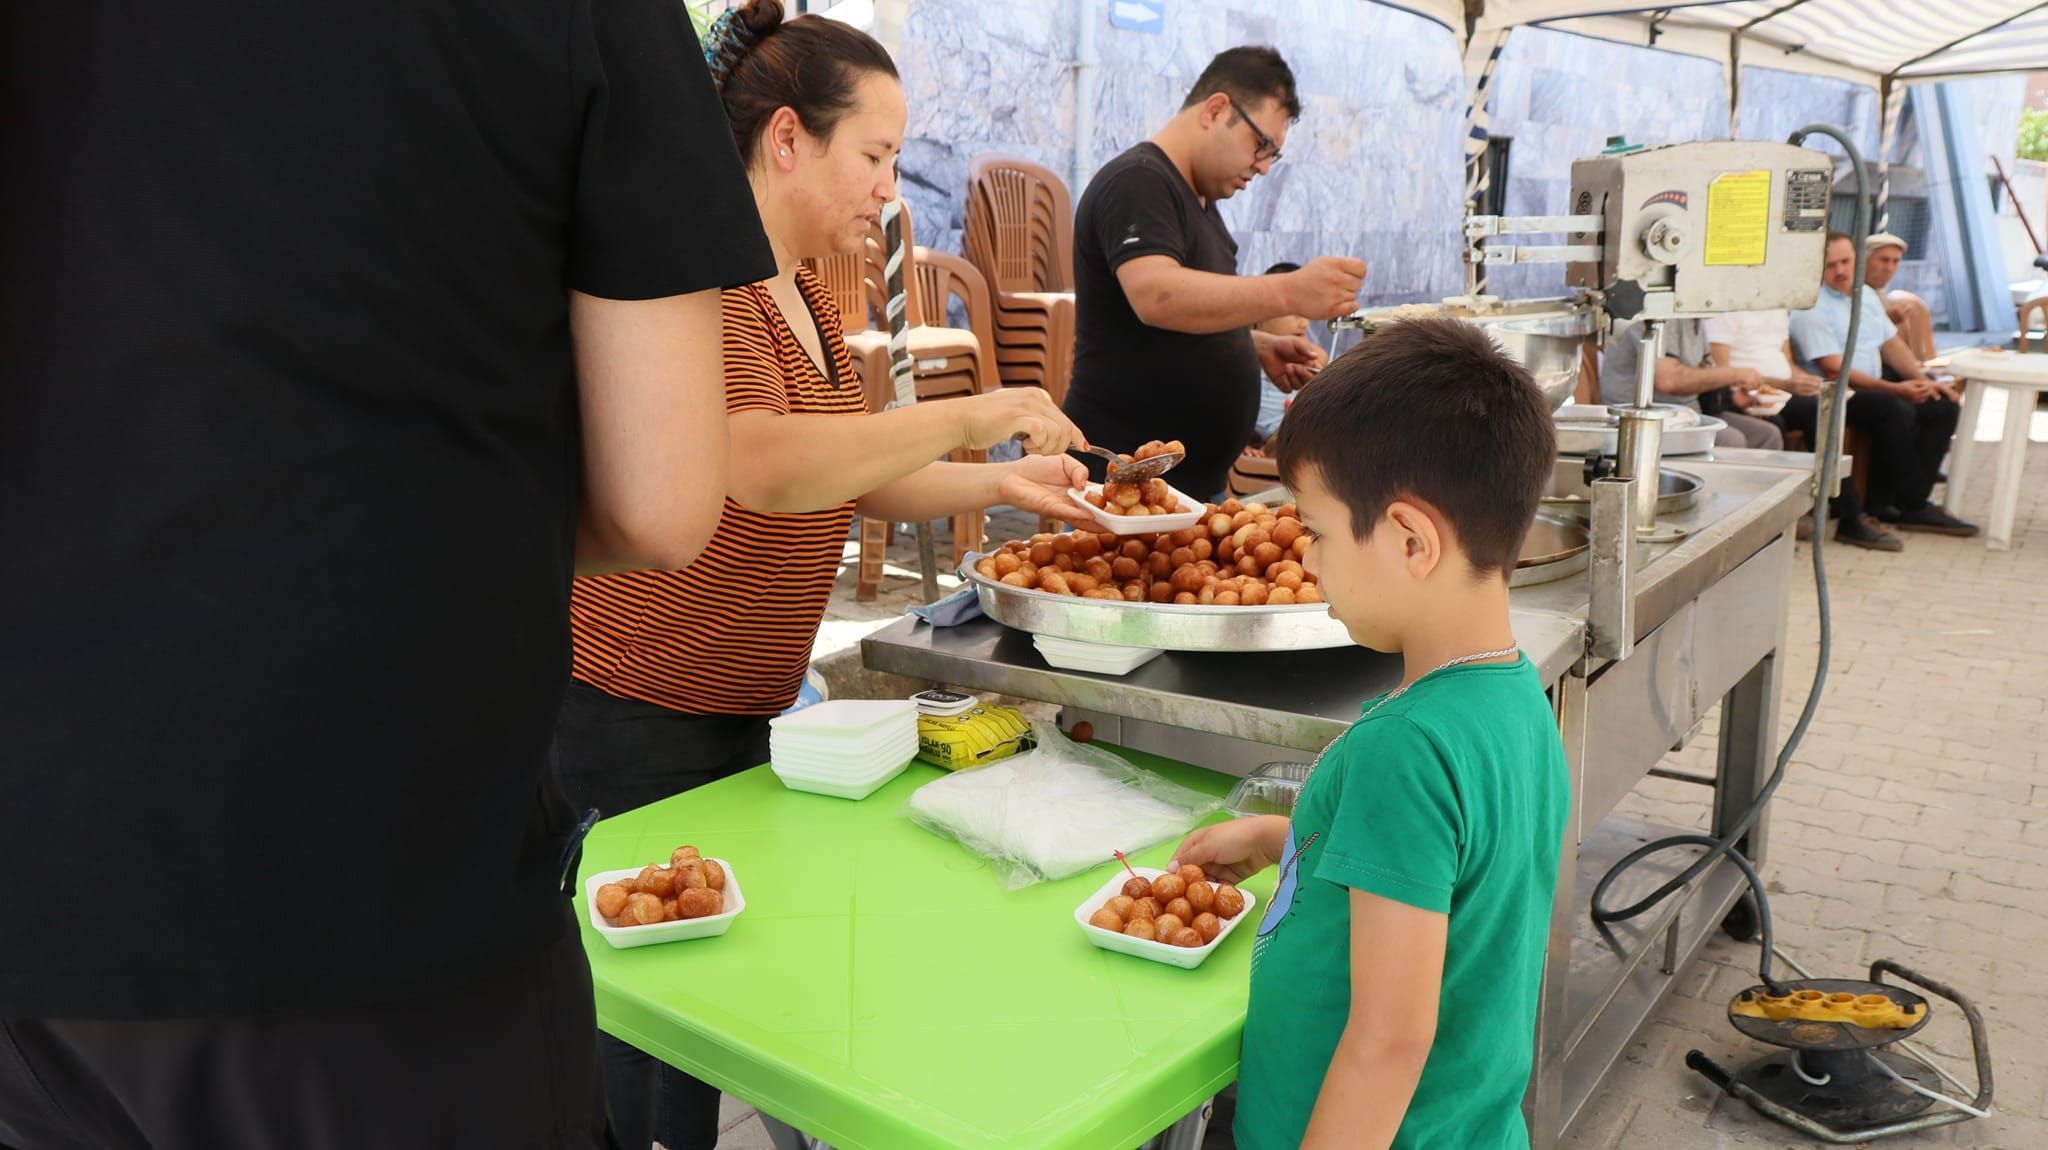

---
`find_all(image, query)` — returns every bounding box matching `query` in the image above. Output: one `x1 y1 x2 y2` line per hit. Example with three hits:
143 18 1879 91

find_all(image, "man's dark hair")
1825 230 1854 249
1181 47 1301 121
1264 261 1301 275
1274 317 1554 577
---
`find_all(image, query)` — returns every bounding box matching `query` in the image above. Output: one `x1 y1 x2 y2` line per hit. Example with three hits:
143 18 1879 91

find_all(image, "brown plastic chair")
851 203 1003 598
964 155 1077 402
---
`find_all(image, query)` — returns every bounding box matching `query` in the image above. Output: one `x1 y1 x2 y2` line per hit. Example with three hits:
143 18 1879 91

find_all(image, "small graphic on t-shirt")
1258 825 1300 936
1120 224 1142 247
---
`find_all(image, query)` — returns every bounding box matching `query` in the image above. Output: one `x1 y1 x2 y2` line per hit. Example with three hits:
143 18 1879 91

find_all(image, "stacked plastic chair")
963 155 1076 403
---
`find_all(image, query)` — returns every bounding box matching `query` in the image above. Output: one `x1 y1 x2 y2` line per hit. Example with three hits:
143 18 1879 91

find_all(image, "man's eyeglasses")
1225 94 1284 165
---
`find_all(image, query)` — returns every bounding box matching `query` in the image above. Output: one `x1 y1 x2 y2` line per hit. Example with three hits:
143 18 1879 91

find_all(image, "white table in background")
1947 349 2048 550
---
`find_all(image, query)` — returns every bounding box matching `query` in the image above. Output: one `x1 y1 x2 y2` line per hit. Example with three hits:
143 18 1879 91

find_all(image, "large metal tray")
965 516 1589 652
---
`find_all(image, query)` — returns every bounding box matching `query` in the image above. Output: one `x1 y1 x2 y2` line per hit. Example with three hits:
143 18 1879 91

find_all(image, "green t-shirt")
1234 655 1569 1150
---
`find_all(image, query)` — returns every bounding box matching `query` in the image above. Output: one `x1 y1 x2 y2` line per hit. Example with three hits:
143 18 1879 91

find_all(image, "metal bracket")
1479 244 1604 265
1466 214 1606 237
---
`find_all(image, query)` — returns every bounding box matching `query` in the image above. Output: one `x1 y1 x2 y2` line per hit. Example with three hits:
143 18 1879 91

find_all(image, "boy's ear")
1384 500 1443 580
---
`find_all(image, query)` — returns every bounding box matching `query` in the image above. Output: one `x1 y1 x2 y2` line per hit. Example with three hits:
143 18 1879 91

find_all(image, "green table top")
578 749 1274 1150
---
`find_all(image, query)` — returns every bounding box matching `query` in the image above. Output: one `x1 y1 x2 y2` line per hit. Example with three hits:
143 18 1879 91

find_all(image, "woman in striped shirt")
553 5 1093 1146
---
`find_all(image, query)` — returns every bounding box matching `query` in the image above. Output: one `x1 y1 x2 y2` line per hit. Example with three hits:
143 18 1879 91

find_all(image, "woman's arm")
728 388 1083 515
856 455 1100 528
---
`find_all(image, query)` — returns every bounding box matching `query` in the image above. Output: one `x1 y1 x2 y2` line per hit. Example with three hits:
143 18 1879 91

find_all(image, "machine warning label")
1704 169 1771 266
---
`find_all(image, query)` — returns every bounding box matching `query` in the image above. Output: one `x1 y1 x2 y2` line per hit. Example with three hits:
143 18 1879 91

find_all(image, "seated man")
1789 232 1976 535
1864 233 1938 368
1597 318 1784 450
1703 308 1900 551
1247 261 1313 454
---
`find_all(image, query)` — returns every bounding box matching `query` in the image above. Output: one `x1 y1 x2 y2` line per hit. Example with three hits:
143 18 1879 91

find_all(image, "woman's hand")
994 455 1105 529
1169 815 1290 886
958 388 1086 455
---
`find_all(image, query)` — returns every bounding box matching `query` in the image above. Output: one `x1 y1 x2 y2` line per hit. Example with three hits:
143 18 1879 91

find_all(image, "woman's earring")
779 148 789 156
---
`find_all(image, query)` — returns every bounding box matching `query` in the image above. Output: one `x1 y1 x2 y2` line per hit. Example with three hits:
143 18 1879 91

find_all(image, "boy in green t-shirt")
1172 317 1571 1149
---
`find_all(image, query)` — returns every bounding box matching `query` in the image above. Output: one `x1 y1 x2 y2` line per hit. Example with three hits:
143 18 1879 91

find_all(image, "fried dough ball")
637 864 677 897
1240 582 1270 607
1085 556 1115 582
1277 502 1298 519
1165 897 1194 922
1214 885 1248 919
1028 541 1055 565
1149 873 1187 901
1074 533 1103 559
1291 535 1312 558
1149 581 1176 603
1107 895 1137 920
999 572 1033 588
1170 566 1205 594
1052 533 1076 555
1214 590 1240 606
1178 863 1207 885
1220 498 1243 515
1252 542 1283 569
1096 531 1121 552
676 887 723 919
1154 914 1187 941
1122 876 1153 900
1052 553 1077 572
1133 897 1164 921
594 883 631 919
1065 573 1099 595
1146 551 1173 578
1038 570 1071 596
1267 586 1297 605
672 859 708 890
1271 519 1303 549
1165 439 1185 455
662 898 680 921
1090 907 1125 932
701 860 726 892
1185 880 1216 913
1123 919 1157 939
1196 584 1217 606
1297 585 1324 604
1274 567 1305 591
1121 539 1149 560
1171 928 1205 949
620 892 666 927
1122 584 1145 602
1193 912 1222 942
1206 513 1233 538
1173 592 1198 605
1084 489 1107 510
1110 556 1141 581
975 558 999 580
672 845 701 861
993 551 1021 576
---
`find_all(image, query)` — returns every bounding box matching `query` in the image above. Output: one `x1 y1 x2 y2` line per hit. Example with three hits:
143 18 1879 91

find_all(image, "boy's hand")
1170 815 1289 885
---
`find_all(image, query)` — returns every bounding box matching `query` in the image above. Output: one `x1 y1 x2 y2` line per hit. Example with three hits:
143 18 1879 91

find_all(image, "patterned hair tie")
702 7 761 94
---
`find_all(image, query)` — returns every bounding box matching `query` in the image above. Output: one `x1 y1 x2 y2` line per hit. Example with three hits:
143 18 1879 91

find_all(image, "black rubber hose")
1588 123 1871 998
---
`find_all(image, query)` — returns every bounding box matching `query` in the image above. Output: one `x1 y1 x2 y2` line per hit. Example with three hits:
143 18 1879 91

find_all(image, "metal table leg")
758 1113 836 1150
1139 1097 1214 1150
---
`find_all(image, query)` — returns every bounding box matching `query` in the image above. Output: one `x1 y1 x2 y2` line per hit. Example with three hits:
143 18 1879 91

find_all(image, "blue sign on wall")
1109 0 1165 35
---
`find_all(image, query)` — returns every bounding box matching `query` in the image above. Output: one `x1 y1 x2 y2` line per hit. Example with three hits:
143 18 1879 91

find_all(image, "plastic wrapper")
904 722 1222 889
916 703 1035 770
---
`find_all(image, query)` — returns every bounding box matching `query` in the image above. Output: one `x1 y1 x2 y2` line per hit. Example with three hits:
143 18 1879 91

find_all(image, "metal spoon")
1079 445 1184 484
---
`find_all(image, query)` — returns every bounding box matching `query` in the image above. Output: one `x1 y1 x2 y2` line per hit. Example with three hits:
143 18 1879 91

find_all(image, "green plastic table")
577 750 1274 1150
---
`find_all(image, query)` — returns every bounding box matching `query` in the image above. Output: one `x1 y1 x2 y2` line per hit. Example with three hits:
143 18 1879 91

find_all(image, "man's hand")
1256 331 1325 393
994 455 1104 529
1170 815 1289 885
1931 380 1961 404
1781 369 1823 397
1729 388 1757 410
958 387 1087 454
1896 377 1939 403
1283 256 1368 321
1726 367 1766 392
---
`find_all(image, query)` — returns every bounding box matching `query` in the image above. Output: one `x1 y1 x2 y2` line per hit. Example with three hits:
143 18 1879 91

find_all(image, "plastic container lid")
1033 634 1165 676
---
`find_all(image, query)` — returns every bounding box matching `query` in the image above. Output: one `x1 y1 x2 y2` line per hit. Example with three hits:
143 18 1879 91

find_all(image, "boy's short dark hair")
1274 317 1554 576
1181 47 1301 121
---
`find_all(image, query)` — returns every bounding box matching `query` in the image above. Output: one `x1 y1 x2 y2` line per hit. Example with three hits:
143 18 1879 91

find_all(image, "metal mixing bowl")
1476 312 1593 412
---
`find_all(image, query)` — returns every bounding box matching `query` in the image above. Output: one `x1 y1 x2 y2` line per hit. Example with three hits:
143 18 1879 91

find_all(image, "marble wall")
882 0 1469 308
876 7 1903 312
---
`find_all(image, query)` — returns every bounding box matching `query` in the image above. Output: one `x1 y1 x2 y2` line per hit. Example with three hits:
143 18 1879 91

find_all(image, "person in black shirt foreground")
0 2 773 1146
1062 47 1365 500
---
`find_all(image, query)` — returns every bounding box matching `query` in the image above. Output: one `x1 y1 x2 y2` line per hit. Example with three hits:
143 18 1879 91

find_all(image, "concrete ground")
706 390 2048 1150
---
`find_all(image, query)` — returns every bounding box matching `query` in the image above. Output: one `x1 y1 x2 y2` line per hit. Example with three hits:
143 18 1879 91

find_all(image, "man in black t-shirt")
0 3 773 1145
1063 47 1367 499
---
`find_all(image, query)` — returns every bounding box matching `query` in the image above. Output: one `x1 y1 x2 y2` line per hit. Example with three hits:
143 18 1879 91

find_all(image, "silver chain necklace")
1301 644 1520 785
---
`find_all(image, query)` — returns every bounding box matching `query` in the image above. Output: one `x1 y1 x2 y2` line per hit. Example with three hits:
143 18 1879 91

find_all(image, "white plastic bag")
904 722 1222 889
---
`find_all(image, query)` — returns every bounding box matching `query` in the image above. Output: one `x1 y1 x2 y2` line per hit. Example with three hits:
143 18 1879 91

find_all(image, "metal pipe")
1586 476 1637 659
1072 0 1098 196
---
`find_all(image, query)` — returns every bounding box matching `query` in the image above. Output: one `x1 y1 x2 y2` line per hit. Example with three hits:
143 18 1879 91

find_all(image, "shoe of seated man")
1887 504 1979 536
1795 515 1814 542
1835 514 1903 551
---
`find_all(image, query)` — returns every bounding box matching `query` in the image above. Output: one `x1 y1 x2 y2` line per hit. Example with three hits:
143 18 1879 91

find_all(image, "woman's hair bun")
737 0 785 36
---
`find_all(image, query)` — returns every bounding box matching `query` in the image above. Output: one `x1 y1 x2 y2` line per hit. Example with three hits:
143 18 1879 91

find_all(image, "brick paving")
708 398 2048 1149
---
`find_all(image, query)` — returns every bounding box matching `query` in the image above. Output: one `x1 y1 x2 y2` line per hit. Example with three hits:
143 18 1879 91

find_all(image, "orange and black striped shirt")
570 267 865 715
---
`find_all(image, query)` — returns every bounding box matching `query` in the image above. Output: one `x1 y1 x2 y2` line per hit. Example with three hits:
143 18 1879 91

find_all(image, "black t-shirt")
1062 143 1261 499
0 0 773 1017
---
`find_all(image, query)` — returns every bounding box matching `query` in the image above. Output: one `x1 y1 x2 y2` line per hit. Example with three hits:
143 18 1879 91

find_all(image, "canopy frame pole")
1460 20 1510 298
1876 76 1906 230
